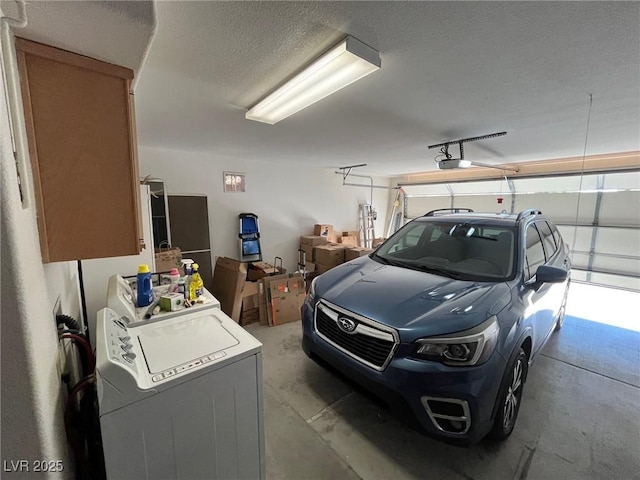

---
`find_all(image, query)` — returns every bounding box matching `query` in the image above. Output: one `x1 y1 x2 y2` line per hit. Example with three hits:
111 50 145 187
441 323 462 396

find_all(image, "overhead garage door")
402 172 640 290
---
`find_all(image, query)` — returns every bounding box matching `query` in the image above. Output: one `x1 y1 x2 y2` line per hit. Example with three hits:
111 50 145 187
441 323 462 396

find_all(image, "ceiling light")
245 36 381 125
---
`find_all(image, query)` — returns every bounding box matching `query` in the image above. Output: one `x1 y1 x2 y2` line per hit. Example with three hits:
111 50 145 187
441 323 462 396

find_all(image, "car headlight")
414 316 500 366
306 276 318 305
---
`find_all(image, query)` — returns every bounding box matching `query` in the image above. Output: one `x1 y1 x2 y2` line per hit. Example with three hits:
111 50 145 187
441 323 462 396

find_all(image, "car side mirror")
535 265 568 284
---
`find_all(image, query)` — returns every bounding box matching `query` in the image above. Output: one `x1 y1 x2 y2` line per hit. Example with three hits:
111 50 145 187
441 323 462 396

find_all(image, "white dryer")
96 306 265 480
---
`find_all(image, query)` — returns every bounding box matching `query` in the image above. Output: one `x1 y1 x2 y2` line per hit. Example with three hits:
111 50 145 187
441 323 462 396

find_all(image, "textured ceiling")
10 1 640 177
4 0 156 74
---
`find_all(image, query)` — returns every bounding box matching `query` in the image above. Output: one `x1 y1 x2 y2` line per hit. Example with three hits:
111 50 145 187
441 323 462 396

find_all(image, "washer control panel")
103 309 139 376
151 351 226 383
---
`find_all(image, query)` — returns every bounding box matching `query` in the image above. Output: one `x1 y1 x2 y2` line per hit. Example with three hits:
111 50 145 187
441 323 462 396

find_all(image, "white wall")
1 23 74 478
139 146 390 274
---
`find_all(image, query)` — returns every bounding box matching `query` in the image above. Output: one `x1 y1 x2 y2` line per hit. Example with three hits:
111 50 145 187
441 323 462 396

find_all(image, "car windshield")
373 220 516 281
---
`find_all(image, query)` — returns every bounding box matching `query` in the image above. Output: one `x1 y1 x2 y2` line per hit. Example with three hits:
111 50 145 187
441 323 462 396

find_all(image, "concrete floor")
245 282 640 480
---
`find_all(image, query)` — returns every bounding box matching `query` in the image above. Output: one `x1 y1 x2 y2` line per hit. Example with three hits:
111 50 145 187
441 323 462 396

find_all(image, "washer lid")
138 310 239 374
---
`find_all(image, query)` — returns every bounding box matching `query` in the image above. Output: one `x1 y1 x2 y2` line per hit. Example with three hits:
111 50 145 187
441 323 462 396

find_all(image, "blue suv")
302 209 570 444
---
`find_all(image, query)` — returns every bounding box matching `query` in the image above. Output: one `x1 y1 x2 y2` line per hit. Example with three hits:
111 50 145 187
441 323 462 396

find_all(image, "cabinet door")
16 38 141 262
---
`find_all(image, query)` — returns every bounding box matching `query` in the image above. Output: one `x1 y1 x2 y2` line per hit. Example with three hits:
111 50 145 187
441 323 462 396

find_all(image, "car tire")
490 348 528 441
554 281 570 331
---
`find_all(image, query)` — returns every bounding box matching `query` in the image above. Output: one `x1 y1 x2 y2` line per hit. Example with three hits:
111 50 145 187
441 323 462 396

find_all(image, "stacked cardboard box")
339 235 358 247
344 247 374 261
314 243 346 273
314 223 336 243
299 235 327 263
341 231 360 247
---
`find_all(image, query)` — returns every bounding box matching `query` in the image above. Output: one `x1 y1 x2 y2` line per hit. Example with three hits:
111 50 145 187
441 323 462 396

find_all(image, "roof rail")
515 209 543 222
424 208 474 217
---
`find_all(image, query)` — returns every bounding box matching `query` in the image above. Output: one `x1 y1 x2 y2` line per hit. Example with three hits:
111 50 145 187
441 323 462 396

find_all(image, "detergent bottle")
136 264 154 307
189 263 204 301
163 267 181 292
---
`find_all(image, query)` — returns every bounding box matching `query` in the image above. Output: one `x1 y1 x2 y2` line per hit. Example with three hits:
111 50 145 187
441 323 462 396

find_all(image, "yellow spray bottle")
189 263 204 301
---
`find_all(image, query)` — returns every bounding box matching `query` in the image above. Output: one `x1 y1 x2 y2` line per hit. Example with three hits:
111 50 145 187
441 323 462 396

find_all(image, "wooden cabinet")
15 38 141 262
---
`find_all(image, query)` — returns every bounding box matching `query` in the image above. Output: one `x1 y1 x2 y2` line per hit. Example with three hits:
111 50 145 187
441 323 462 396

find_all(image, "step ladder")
386 188 405 237
359 204 376 249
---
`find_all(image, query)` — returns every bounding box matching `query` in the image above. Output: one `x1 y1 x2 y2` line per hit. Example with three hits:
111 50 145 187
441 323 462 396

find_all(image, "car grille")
315 303 396 370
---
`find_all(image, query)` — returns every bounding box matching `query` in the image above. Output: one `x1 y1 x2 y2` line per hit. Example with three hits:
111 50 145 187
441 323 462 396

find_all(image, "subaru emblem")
338 317 357 334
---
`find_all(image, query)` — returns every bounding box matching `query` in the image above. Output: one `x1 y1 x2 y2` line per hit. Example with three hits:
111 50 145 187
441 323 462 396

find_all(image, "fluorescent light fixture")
438 159 472 170
246 36 381 125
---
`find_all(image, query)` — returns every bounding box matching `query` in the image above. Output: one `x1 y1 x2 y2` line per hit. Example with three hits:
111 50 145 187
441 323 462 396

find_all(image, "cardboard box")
315 263 333 274
247 262 286 281
345 247 374 261
339 235 358 247
262 273 288 326
300 235 327 262
342 230 359 238
210 257 247 322
261 273 306 326
251 261 279 273
372 237 387 247
240 307 260 326
241 281 259 310
314 244 345 267
300 235 328 247
314 224 334 241
257 279 268 326
267 274 306 326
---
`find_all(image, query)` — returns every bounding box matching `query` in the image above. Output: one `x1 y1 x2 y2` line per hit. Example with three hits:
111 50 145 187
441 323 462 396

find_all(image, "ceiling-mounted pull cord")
570 93 594 264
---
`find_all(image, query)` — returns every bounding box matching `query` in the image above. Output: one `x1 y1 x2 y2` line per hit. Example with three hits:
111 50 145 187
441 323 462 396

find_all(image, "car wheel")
554 281 570 331
490 348 527 441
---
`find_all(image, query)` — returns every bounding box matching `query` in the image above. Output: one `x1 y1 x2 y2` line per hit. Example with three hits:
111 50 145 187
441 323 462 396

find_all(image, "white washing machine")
106 273 220 326
96 305 265 480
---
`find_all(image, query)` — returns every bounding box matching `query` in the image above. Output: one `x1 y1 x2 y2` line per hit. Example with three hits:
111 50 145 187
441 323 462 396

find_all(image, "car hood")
315 256 511 341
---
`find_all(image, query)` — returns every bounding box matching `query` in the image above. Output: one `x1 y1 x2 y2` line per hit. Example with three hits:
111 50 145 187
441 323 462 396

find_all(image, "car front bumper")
301 301 507 444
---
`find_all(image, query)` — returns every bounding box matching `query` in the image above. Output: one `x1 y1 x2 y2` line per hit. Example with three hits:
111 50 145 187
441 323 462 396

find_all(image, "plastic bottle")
166 267 181 292
183 261 193 299
177 278 186 299
136 264 154 307
189 263 204 301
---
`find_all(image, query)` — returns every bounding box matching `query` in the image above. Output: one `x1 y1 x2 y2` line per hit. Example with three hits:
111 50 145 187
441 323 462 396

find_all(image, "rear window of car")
525 225 546 279
548 221 563 248
536 221 557 260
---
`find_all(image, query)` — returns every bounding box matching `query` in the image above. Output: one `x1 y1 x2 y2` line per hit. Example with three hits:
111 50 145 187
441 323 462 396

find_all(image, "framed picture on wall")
223 172 246 192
